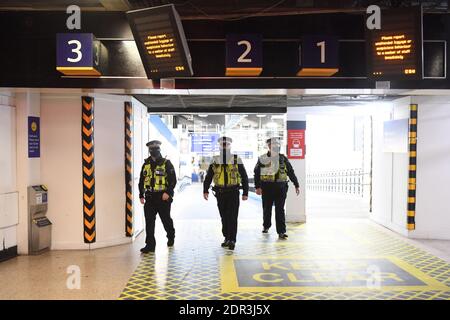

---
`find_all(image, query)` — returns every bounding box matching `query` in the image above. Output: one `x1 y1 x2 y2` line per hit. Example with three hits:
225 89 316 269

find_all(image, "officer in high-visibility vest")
138 140 177 253
203 136 249 250
254 137 299 239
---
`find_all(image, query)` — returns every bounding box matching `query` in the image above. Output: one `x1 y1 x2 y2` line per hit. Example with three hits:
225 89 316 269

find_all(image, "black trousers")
144 193 175 248
261 183 288 234
215 189 240 242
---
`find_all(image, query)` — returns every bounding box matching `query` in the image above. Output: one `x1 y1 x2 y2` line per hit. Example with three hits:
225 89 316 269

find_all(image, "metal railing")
177 175 192 193
306 169 370 196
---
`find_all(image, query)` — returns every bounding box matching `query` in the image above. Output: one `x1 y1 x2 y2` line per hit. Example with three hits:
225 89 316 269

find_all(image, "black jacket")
254 152 299 189
138 156 177 198
203 153 249 196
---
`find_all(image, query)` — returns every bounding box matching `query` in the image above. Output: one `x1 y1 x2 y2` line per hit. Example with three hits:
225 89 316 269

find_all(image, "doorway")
305 113 372 219
146 113 287 221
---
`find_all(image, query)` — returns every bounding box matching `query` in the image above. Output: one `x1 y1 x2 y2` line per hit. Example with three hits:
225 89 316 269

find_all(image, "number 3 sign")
56 33 102 76
226 34 263 76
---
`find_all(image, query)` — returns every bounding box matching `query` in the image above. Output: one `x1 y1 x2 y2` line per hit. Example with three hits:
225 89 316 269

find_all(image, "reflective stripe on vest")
260 154 288 182
212 155 241 187
143 159 168 191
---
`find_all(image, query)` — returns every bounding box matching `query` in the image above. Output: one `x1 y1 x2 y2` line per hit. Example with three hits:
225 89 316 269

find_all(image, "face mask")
271 145 280 154
220 142 231 151
150 148 161 157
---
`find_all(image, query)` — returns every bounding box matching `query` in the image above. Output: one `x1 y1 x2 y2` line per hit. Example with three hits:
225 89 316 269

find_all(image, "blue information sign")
56 33 101 76
191 133 220 155
28 116 40 158
235 151 254 159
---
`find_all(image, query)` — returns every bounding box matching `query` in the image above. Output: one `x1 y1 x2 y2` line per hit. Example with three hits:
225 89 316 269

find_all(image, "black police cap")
146 140 162 148
218 136 232 143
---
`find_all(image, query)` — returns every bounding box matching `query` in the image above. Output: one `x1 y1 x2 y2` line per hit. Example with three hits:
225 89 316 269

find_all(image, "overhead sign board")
366 6 423 80
226 34 263 76
56 33 102 76
126 4 193 79
297 35 339 76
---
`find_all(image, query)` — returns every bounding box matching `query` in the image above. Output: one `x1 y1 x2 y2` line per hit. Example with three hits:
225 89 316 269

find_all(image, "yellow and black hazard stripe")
125 101 133 237
82 96 96 243
408 104 418 231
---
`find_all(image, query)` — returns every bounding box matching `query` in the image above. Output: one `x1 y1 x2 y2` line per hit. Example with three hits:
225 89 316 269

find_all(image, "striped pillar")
82 96 96 243
407 104 418 231
125 101 133 237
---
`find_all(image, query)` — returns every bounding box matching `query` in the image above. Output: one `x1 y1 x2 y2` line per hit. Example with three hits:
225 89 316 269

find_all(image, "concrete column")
286 107 306 223
16 91 41 254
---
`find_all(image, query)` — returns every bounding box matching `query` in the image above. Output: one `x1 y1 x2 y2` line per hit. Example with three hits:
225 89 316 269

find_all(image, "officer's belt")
261 181 288 186
212 186 240 193
145 188 166 193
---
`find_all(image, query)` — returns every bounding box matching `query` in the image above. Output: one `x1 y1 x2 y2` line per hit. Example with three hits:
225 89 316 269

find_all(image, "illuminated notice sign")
366 7 423 80
126 4 193 79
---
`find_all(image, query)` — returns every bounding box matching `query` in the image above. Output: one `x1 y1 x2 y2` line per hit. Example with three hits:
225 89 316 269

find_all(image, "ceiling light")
198 114 208 117
256 114 267 118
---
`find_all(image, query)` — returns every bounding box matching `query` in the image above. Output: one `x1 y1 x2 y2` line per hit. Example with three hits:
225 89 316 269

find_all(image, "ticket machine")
28 185 52 254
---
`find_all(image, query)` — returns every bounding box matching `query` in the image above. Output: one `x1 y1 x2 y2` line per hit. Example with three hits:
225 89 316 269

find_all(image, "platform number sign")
297 35 339 76
226 34 263 76
56 33 102 76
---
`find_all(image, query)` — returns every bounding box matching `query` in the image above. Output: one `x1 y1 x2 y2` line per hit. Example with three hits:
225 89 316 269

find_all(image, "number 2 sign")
56 33 102 76
226 34 263 76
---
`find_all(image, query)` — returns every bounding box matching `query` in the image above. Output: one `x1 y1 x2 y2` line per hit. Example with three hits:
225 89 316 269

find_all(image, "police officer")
138 140 177 253
203 136 249 250
254 137 300 239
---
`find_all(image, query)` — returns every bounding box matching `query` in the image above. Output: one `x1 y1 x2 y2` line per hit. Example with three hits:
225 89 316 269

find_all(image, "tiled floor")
119 219 450 300
1 218 450 300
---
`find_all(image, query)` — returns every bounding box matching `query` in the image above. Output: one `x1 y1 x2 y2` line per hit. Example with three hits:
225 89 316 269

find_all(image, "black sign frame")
366 6 423 80
126 4 193 79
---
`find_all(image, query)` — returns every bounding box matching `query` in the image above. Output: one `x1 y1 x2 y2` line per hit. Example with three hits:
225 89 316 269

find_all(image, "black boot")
167 238 175 247
278 233 288 240
228 241 235 250
221 239 230 247
140 245 155 253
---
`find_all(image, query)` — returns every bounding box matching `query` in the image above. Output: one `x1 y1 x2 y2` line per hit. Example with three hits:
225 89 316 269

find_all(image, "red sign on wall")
287 129 305 159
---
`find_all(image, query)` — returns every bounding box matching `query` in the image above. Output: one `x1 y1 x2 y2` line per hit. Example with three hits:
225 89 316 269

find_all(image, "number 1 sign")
297 35 339 76
226 34 263 76
56 33 102 76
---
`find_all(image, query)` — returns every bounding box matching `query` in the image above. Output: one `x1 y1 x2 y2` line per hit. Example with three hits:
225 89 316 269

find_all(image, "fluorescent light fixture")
256 114 267 118
198 114 208 117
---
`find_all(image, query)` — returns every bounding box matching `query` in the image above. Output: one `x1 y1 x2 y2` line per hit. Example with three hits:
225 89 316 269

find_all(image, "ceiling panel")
134 93 401 112
133 94 288 111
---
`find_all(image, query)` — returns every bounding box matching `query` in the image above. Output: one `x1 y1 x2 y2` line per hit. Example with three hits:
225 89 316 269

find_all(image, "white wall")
410 96 450 240
41 93 133 249
370 97 410 236
0 92 18 252
93 94 128 247
306 115 364 172
131 98 148 238
16 91 41 254
0 104 16 193
41 94 84 249
285 107 306 223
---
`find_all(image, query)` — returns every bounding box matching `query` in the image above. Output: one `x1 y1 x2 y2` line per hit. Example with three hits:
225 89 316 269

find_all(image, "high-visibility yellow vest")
212 154 241 187
259 154 288 182
143 159 168 191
